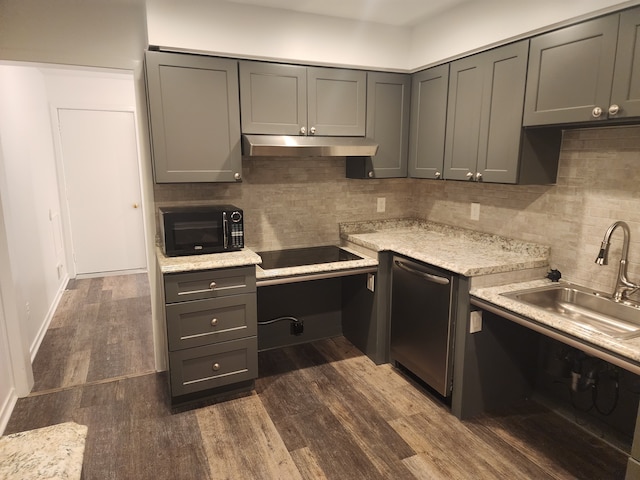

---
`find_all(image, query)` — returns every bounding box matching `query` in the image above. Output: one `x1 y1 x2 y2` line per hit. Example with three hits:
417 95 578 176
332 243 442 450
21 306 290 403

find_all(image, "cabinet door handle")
475 172 483 181
310 126 316 135
608 104 620 116
466 172 474 179
592 106 603 118
300 126 306 135
209 282 217 290
210 318 218 327
435 171 441 179
368 171 374 178
212 363 220 371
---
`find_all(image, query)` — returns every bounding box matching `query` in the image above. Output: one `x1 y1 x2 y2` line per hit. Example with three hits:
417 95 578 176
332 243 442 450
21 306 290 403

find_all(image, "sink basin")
502 283 640 339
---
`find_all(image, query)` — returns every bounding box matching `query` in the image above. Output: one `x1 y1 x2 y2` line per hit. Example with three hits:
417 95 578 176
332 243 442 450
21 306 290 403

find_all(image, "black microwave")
159 205 244 257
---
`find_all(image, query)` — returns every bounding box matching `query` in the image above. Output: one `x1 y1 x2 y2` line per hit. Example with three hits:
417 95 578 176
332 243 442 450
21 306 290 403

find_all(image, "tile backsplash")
154 125 639 296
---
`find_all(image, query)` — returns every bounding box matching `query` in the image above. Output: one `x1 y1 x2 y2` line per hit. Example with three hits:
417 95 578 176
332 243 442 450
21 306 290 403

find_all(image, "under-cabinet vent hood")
242 134 379 157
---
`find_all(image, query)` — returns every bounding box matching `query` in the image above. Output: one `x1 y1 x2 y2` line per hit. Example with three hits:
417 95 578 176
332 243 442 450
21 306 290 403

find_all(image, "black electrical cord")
593 377 620 416
257 316 301 325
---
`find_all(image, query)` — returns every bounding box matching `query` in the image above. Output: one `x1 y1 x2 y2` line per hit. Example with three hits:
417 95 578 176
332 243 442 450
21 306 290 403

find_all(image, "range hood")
242 134 378 157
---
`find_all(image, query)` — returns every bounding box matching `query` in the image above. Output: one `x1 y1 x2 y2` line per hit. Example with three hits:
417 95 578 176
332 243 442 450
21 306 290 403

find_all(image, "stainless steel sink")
502 283 640 339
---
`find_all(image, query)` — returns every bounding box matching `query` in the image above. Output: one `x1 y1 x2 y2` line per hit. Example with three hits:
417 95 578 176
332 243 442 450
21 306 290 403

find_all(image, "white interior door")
57 108 146 276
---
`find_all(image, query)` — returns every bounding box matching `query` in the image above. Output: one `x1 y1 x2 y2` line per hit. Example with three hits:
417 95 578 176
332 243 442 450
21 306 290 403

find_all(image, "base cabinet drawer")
166 294 257 350
164 266 256 303
169 337 258 397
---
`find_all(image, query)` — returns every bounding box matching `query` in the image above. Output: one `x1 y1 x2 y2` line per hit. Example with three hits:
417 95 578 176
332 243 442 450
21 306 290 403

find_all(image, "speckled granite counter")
471 279 640 370
157 247 262 274
0 422 87 479
340 218 549 277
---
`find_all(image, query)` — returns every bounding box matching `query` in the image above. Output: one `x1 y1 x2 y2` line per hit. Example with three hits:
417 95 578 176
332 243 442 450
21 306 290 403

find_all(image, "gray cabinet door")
477 41 529 184
444 55 484 181
445 41 529 183
145 51 242 183
408 64 448 179
364 72 411 178
239 61 307 135
611 7 640 119
523 15 619 126
308 67 367 136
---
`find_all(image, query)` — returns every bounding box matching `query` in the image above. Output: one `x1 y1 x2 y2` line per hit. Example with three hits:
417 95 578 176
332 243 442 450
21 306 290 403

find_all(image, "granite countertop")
471 279 640 368
157 247 262 274
340 218 550 277
0 422 87 480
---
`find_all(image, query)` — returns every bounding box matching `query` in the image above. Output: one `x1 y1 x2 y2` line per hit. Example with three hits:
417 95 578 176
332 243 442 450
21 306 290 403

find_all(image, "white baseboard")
0 387 17 435
29 274 69 363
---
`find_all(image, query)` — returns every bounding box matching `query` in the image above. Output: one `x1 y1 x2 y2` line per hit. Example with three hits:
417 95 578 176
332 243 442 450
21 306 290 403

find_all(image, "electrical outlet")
470 202 480 221
470 311 483 333
377 197 386 213
367 273 375 292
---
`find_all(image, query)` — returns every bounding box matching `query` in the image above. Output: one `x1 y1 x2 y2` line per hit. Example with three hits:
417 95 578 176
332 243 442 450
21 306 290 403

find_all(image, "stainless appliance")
159 205 244 257
390 255 457 397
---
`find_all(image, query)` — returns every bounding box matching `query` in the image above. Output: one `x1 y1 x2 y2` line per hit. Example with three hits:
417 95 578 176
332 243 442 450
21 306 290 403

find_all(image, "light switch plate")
470 311 483 333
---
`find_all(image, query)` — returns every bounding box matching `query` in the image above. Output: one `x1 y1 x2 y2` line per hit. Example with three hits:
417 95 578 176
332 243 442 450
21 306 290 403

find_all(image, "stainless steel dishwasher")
390 255 457 397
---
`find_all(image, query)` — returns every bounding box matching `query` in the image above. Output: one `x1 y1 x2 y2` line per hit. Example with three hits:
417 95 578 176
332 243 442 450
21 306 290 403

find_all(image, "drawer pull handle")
210 318 218 327
212 363 220 371
209 281 216 290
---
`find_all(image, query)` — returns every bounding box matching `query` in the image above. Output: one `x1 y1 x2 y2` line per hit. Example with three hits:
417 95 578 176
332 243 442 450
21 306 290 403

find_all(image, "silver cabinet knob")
234 172 241 181
608 104 620 116
209 281 216 290
466 172 474 179
368 171 374 178
310 126 316 135
592 106 603 118
435 171 441 179
210 318 218 327
300 126 306 135
212 363 220 371
475 172 483 181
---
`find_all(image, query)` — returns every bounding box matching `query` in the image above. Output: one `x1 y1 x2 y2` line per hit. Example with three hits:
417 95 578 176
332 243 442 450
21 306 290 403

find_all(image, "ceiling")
222 0 471 26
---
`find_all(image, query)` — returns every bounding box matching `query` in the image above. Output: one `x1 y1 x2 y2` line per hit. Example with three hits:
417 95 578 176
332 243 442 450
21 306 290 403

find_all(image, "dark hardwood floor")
5 274 628 479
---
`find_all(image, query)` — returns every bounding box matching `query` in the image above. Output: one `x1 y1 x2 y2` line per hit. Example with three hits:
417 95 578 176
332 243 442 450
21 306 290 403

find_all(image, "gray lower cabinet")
408 64 449 180
445 40 535 184
145 51 242 183
163 266 257 401
347 72 410 178
524 7 640 126
239 61 367 136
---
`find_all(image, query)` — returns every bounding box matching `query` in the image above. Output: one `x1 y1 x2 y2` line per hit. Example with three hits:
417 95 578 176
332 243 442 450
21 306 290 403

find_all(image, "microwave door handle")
223 212 229 249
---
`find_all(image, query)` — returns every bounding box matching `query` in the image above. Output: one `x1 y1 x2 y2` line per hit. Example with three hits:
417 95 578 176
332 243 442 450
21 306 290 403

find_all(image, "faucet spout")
595 221 639 302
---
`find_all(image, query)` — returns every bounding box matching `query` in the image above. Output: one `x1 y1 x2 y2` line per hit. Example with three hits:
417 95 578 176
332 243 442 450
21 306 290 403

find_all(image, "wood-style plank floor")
5 275 628 479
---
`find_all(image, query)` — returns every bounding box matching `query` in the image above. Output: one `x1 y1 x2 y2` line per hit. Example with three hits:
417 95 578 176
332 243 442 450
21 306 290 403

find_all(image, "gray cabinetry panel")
166 293 257 350
523 14 620 125
308 67 366 136
239 61 366 136
362 72 410 178
445 41 535 184
145 51 242 183
168 337 258 397
164 266 256 303
239 62 306 135
612 8 640 119
408 64 449 179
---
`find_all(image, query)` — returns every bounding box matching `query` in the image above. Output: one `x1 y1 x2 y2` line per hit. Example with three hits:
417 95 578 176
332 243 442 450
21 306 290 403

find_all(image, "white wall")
0 66 67 357
147 0 637 71
146 0 412 71
410 0 638 68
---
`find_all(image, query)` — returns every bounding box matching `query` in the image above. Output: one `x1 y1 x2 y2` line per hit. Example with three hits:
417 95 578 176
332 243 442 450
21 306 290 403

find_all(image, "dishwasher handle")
394 260 450 285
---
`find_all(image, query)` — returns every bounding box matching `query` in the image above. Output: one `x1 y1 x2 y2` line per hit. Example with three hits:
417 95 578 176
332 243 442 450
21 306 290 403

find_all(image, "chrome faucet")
595 221 640 302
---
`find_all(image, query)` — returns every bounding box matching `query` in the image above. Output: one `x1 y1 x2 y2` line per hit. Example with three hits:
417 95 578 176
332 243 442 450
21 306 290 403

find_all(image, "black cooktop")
257 245 362 270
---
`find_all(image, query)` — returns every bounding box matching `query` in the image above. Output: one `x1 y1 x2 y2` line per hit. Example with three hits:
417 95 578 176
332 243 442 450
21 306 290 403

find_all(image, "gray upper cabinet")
408 64 449 180
239 61 366 136
524 7 640 126
445 41 531 183
362 72 411 178
145 51 242 183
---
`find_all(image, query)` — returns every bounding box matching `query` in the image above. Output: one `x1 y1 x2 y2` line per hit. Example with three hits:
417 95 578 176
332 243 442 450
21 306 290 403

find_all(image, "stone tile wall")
154 125 640 297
